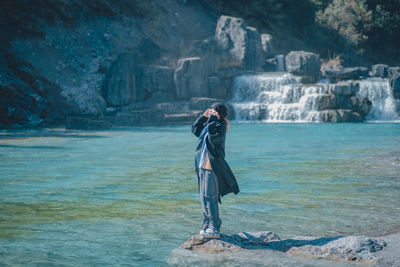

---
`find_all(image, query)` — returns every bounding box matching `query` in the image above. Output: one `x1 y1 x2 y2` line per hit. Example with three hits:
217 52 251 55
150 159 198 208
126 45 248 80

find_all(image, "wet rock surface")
285 51 321 81
321 65 369 81
178 231 392 265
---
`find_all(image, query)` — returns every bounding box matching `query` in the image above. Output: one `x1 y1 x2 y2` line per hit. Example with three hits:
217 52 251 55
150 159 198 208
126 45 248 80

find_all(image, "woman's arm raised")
207 115 225 145
191 114 208 137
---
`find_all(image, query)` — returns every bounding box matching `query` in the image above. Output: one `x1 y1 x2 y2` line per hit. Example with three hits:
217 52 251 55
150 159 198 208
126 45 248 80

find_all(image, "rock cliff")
1 1 399 128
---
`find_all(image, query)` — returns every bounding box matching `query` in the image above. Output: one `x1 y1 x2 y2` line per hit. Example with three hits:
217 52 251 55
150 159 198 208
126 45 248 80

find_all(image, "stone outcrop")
261 33 274 59
350 96 372 117
244 26 265 71
319 109 363 122
285 51 321 81
215 16 247 69
238 105 268 120
1 0 220 129
371 64 389 78
390 72 400 100
328 81 359 96
207 74 231 99
104 52 139 106
264 57 278 71
140 66 175 101
287 235 386 264
178 231 386 265
323 81 372 121
321 65 369 81
316 94 336 110
388 67 400 77
0 51 73 128
174 57 210 99
215 16 265 71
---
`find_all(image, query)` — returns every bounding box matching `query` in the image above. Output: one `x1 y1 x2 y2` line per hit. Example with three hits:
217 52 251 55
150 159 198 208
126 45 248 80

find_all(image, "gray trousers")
198 168 221 232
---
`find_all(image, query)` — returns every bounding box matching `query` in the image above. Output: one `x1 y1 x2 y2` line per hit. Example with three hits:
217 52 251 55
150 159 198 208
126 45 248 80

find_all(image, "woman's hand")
210 109 220 120
203 108 211 117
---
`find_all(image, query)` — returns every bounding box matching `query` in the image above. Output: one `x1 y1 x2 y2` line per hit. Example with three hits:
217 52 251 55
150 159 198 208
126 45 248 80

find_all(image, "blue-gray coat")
192 114 240 203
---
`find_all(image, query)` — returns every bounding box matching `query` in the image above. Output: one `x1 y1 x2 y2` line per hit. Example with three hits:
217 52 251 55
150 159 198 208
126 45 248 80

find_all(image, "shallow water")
1 123 399 266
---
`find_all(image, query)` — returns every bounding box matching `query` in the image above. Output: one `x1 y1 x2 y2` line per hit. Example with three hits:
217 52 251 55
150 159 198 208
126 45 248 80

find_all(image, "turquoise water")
1 123 399 266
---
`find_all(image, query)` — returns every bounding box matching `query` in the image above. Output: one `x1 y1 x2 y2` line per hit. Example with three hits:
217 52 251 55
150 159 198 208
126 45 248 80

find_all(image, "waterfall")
230 73 330 122
357 78 399 121
230 73 399 122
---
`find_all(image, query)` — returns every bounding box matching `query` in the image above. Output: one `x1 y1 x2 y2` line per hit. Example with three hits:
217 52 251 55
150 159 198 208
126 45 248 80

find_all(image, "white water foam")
230 73 329 122
230 73 400 122
357 78 399 121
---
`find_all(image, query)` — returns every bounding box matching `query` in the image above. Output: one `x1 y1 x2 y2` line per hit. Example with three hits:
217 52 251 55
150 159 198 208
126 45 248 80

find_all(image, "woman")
191 102 240 238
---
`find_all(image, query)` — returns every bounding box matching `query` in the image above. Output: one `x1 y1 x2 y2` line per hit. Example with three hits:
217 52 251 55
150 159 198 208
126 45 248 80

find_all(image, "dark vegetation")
203 0 400 65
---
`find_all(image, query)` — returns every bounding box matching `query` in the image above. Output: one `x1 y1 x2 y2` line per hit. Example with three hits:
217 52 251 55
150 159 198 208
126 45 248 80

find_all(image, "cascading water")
357 78 399 121
230 73 400 122
230 73 330 122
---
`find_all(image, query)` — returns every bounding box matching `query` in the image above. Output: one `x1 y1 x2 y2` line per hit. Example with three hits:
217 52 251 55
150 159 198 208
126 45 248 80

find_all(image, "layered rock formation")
1 1 399 128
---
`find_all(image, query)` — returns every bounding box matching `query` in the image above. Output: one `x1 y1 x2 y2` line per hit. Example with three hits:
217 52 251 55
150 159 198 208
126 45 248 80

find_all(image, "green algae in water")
0 124 400 265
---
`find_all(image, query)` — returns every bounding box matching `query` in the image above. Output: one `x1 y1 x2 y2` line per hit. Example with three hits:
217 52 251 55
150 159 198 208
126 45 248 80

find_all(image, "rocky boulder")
321 65 368 81
340 67 369 79
285 51 321 81
104 52 140 107
328 81 359 96
238 104 268 120
390 72 400 100
207 74 231 99
174 57 210 99
287 235 386 264
244 27 265 71
178 231 386 264
261 33 274 59
316 94 336 110
215 16 246 68
371 64 389 78
215 16 264 71
61 87 107 116
319 109 363 122
350 97 372 117
388 67 400 77
264 58 278 71
140 66 175 101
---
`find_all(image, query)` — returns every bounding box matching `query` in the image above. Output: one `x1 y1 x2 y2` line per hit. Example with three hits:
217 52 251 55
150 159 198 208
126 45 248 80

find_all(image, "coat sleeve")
207 115 226 145
191 115 208 137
